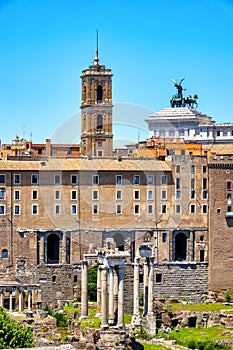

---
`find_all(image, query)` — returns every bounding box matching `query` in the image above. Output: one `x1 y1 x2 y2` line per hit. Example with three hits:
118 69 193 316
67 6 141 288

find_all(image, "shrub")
54 312 69 327
188 340 196 349
0 307 34 348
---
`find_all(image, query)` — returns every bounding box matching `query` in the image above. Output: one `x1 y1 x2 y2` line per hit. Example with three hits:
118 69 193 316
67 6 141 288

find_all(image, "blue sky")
0 0 233 146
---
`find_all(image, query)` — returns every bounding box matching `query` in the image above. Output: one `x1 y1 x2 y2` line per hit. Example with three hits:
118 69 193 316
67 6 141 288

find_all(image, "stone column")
18 290 22 312
62 232 66 264
28 290 31 311
9 291 13 311
117 266 124 328
113 268 118 323
108 267 114 324
100 266 109 328
132 256 141 326
143 259 149 316
80 260 88 319
148 257 154 315
96 265 101 317
39 235 45 264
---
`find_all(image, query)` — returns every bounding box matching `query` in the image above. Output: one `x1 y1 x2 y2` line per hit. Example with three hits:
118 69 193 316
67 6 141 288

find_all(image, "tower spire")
94 29 99 65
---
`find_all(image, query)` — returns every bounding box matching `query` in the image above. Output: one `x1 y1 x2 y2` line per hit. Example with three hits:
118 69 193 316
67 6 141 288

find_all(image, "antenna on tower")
94 29 99 65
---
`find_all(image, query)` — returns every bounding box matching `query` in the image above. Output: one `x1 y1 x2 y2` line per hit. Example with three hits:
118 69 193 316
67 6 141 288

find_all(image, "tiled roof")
0 158 171 172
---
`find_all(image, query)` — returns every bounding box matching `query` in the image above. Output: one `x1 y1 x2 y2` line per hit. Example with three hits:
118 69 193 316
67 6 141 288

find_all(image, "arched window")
47 234 60 264
97 114 103 131
97 85 103 102
174 232 187 261
2 249 8 259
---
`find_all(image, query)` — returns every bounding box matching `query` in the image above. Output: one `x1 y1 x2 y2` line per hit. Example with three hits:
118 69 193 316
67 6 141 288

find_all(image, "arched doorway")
113 233 125 251
175 232 187 261
47 234 60 264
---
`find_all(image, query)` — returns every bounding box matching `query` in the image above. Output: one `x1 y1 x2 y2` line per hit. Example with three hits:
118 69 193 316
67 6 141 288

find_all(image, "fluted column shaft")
117 266 124 328
80 260 88 319
148 257 154 315
100 266 109 328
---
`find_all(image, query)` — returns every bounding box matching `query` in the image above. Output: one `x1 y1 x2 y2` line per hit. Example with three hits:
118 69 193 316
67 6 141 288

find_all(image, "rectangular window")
92 204 98 214
203 178 207 189
203 165 207 174
71 204 77 215
147 204 153 215
14 190 20 200
0 189 6 200
14 174 21 184
176 190 181 200
227 193 232 200
134 204 140 214
31 174 39 184
134 190 140 200
133 175 140 185
161 175 167 185
176 165 180 174
0 175 6 184
176 178 180 189
227 181 231 190
32 190 38 200
162 232 167 243
156 273 162 283
147 175 154 185
32 204 38 215
116 175 122 185
0 205 5 215
202 190 208 199
52 148 57 155
161 189 167 200
116 190 122 200
71 190 77 200
227 205 232 212
54 190 60 200
55 204 60 215
161 204 167 214
200 250 205 262
176 204 181 214
202 204 207 214
70 174 78 185
191 178 195 190
92 175 99 185
147 189 154 200
191 190 196 199
54 174 61 185
190 204 196 214
92 190 99 200
191 165 195 174
217 130 221 136
116 204 122 215
14 205 20 215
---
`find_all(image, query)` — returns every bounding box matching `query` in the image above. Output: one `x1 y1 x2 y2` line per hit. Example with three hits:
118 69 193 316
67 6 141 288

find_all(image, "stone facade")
208 156 233 291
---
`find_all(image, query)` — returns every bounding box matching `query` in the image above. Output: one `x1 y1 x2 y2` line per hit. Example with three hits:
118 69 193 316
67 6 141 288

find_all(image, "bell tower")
80 37 113 157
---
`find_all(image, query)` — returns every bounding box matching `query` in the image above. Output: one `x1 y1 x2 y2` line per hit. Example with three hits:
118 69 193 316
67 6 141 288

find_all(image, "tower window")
97 85 103 102
97 114 103 131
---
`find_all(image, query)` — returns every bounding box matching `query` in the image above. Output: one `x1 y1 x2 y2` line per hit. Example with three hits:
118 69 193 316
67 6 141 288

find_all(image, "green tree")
88 264 97 301
0 307 34 348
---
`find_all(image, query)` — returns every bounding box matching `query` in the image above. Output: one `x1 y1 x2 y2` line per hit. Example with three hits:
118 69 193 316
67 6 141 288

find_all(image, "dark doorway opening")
175 232 187 261
47 234 60 264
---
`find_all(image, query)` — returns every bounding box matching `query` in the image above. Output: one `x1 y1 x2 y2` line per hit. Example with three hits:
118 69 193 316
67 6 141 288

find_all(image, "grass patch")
139 344 170 350
169 303 233 312
80 315 101 329
124 313 132 324
158 326 233 347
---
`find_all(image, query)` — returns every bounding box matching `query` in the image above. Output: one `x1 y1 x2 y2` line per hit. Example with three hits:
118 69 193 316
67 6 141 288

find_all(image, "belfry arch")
96 85 103 102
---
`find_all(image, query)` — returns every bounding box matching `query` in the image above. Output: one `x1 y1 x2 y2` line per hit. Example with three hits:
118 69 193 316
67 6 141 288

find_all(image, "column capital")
81 260 88 267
